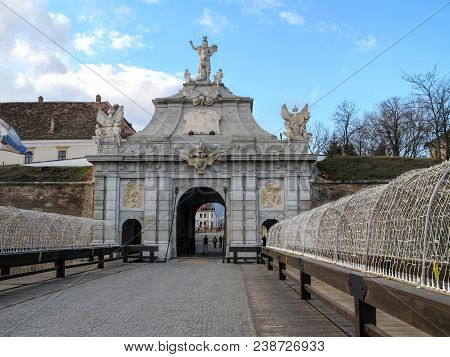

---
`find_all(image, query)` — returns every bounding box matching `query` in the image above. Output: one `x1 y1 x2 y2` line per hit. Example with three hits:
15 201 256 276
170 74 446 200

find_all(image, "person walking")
213 236 218 248
202 235 209 256
219 236 223 248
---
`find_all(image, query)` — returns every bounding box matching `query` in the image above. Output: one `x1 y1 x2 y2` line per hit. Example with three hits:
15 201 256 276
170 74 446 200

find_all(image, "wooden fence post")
123 246 128 263
0 266 10 276
348 274 375 337
267 255 273 271
278 258 286 280
98 254 104 269
55 259 65 278
298 259 311 300
354 299 376 337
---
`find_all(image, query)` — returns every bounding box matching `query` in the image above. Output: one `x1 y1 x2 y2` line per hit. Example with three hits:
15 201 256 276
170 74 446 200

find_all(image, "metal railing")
267 160 450 292
0 206 114 253
261 247 450 337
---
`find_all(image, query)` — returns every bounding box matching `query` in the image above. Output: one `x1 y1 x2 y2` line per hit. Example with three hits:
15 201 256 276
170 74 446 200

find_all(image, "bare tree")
377 97 408 156
351 121 376 156
402 98 430 158
403 66 450 160
332 100 359 155
309 121 330 155
363 97 429 158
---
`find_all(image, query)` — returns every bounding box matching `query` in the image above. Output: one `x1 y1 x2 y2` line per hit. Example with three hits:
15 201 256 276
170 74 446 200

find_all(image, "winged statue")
95 106 123 145
180 142 219 175
281 103 310 143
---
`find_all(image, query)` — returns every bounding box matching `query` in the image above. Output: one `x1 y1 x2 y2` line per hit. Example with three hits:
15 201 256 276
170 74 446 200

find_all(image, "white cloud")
141 0 160 4
195 9 231 34
0 0 183 130
233 0 283 14
109 31 143 50
77 14 94 22
355 35 377 52
31 64 181 129
74 32 99 55
317 21 341 33
48 12 70 25
279 11 304 25
73 30 144 53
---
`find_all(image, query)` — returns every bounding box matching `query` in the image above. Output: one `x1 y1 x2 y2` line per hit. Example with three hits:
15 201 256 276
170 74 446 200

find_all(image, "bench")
123 245 159 263
227 246 261 264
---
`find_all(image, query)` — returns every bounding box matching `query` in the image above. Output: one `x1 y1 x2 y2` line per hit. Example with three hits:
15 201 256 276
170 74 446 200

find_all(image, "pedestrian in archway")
213 236 218 248
202 235 209 256
219 236 223 248
262 235 267 247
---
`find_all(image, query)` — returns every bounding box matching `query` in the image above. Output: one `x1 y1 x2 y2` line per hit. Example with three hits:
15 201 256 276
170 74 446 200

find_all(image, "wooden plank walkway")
241 265 347 337
287 265 428 337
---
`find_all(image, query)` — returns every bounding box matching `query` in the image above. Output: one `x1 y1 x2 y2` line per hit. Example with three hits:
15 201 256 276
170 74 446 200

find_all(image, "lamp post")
222 184 228 263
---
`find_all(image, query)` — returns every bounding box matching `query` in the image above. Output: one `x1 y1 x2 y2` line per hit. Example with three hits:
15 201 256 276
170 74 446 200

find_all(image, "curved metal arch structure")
0 206 112 253
267 161 450 292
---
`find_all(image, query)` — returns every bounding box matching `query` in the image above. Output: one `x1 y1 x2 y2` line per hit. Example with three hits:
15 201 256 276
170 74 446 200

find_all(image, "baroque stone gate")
88 37 317 259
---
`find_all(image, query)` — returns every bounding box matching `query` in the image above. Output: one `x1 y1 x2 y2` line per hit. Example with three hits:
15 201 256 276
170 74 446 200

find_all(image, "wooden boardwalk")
241 265 346 337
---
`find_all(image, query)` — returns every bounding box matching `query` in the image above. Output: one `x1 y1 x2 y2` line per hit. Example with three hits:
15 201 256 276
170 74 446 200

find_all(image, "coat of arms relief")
261 181 283 209
180 142 219 175
123 181 143 208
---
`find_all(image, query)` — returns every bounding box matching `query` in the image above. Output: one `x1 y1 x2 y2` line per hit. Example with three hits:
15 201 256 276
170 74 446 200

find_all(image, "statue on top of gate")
281 104 310 143
190 36 218 82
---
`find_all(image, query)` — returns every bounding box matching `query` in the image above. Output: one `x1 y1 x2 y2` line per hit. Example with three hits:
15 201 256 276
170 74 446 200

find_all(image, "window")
58 150 67 160
24 151 33 164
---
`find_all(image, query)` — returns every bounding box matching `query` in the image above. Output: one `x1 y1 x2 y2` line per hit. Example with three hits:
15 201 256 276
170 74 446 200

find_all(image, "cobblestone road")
0 259 255 337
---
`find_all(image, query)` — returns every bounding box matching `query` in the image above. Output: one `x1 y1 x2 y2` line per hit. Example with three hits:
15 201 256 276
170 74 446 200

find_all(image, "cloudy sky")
0 0 449 135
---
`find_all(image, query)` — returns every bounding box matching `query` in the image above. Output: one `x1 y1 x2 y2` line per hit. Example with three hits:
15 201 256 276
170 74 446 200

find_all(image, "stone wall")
0 182 94 218
310 180 387 208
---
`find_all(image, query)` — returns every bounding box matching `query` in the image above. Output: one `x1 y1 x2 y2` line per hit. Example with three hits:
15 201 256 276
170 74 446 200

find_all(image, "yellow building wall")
0 140 97 165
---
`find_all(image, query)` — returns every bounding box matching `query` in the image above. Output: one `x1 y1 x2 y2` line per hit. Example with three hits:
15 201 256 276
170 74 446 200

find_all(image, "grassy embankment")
316 156 440 181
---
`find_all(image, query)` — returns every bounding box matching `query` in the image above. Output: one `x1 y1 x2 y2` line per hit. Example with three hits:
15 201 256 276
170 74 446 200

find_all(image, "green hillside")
317 156 441 181
0 165 92 182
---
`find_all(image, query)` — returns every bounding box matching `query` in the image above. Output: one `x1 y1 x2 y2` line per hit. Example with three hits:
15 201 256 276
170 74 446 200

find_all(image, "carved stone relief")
261 181 283 209
123 181 143 209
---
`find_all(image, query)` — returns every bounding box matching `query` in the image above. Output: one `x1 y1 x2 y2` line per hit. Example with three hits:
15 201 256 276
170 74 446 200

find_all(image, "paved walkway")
0 259 347 337
0 259 254 337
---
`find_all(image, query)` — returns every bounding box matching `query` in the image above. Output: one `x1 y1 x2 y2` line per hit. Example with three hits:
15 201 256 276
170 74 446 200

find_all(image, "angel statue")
190 36 218 82
184 69 193 83
180 142 219 175
281 104 310 143
95 106 124 145
214 69 223 86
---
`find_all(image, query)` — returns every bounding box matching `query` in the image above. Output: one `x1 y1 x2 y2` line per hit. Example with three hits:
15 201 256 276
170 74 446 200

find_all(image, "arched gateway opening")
261 219 278 246
176 187 225 257
122 219 142 245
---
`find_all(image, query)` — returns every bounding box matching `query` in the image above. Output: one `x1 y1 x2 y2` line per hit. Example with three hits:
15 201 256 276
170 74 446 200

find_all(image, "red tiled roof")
0 101 136 140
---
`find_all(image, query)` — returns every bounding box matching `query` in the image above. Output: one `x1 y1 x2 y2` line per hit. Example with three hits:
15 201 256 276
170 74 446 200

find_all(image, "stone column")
157 175 171 260
298 174 311 212
92 175 105 245
244 175 257 245
284 174 299 218
229 175 244 247
104 174 119 244
143 174 158 245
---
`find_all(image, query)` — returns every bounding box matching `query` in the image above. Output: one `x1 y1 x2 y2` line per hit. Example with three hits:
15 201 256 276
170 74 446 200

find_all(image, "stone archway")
176 187 225 257
261 219 278 246
122 219 142 245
